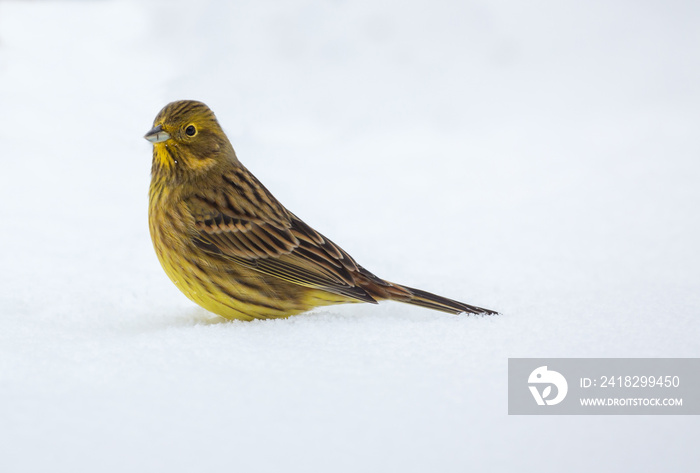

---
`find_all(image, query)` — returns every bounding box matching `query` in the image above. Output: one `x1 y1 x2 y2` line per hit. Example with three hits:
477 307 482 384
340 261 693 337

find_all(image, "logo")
528 366 568 406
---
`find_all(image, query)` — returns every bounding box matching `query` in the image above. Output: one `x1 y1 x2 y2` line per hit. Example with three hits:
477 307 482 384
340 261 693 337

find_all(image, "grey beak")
144 124 171 143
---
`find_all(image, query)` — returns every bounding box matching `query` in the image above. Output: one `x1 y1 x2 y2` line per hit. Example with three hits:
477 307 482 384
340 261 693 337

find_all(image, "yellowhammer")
145 100 496 321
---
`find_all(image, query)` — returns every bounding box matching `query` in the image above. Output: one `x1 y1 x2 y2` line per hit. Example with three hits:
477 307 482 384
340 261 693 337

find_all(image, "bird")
145 100 496 321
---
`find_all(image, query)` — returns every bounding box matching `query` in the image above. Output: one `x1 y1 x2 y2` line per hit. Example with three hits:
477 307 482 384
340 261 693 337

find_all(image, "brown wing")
187 168 381 303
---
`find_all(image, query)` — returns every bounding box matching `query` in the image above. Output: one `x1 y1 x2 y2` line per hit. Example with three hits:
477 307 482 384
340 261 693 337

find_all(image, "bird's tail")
366 279 497 315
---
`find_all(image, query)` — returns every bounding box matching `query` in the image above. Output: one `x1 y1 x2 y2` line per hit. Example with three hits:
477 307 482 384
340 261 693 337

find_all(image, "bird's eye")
185 125 196 136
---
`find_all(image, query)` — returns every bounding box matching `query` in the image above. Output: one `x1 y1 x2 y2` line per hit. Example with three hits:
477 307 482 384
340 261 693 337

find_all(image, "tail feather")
371 281 498 315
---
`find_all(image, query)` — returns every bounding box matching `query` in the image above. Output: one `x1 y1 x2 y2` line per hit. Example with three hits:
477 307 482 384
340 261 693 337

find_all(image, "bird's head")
145 100 237 183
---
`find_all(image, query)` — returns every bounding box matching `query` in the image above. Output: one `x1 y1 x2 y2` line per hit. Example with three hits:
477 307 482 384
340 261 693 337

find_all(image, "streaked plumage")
146 100 496 321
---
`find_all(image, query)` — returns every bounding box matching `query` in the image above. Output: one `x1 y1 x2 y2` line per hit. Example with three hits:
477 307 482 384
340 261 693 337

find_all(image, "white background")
1 1 698 471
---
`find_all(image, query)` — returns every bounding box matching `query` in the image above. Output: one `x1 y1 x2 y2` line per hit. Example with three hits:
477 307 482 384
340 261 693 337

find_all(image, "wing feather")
187 170 377 303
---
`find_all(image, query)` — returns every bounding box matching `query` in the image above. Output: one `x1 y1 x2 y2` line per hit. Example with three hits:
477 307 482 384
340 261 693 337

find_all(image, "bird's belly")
153 237 350 320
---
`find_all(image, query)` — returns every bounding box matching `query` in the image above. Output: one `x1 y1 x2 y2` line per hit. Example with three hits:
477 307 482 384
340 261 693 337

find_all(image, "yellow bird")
146 100 496 321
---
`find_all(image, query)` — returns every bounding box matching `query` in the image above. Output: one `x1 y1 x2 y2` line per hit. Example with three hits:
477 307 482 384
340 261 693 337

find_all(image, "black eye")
185 125 196 136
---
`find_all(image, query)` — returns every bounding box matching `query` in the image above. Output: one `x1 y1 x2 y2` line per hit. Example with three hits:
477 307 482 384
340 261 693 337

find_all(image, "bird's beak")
144 124 171 144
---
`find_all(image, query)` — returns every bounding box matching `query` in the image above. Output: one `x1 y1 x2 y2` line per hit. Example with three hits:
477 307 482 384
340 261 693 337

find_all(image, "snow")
1 0 698 471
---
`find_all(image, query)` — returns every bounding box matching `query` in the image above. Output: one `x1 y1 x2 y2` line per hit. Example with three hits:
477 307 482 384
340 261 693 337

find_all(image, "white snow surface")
1 1 699 471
